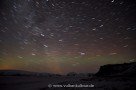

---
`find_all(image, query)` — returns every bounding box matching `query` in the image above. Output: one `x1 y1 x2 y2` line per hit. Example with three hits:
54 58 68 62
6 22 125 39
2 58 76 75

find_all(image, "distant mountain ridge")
1 62 136 77
0 70 58 77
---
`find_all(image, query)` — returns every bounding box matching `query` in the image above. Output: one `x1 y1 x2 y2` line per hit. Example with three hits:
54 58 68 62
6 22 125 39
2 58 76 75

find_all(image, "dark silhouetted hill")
95 62 136 77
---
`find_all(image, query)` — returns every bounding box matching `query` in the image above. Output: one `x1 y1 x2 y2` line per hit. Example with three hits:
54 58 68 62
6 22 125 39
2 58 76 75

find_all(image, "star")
79 52 86 56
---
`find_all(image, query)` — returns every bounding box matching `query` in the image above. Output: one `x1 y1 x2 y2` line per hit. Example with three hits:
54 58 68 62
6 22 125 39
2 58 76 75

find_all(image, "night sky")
0 0 136 74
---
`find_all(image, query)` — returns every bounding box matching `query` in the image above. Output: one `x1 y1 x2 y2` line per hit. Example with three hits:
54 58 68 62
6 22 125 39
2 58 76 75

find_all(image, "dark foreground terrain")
0 75 136 90
0 62 136 90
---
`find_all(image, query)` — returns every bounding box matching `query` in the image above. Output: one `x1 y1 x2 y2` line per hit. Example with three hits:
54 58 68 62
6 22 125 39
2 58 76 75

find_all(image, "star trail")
0 0 136 74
